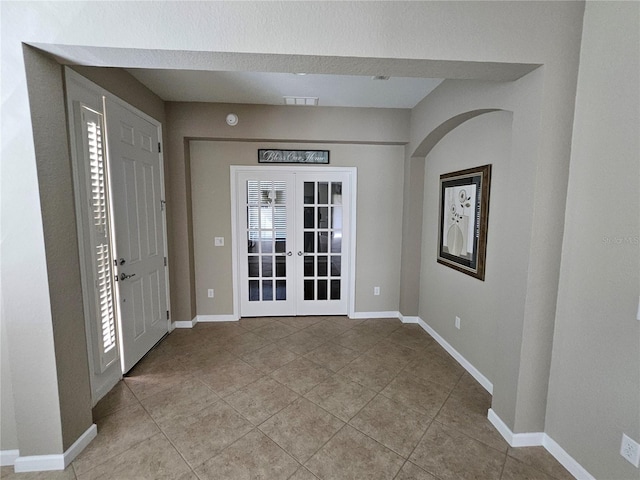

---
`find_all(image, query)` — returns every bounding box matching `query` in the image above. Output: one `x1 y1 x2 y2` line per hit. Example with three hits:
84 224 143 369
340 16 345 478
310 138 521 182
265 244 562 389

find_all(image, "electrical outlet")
620 434 640 467
207 289 214 298
455 316 461 329
374 286 380 296
214 237 224 247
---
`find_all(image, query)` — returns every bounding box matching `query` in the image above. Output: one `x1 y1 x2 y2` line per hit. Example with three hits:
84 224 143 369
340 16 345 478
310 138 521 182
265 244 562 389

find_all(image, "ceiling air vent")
284 96 319 106
372 75 390 81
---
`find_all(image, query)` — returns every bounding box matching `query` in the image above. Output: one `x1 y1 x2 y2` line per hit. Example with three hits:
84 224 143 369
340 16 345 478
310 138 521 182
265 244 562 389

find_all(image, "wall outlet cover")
621 433 640 467
455 316 461 329
207 289 214 298
214 237 224 246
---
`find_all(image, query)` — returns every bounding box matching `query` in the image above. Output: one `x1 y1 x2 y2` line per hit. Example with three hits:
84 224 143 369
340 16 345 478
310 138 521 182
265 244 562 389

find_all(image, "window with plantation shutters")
80 106 118 372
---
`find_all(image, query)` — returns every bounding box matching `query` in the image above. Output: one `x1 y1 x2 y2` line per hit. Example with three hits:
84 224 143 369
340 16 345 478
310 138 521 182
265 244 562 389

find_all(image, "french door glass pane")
331 183 342 204
304 207 314 228
304 183 314 204
331 232 342 253
263 280 273 301
318 182 329 204
304 257 314 276
275 257 286 277
304 232 314 252
331 280 341 300
318 207 328 228
304 280 314 300
317 256 328 276
318 280 328 300
262 257 273 277
331 207 342 229
248 256 259 277
331 256 341 275
249 280 259 301
318 232 328 253
275 232 286 252
276 280 286 300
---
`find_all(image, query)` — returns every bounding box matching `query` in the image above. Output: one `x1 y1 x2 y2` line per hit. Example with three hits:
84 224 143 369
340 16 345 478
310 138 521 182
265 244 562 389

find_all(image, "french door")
235 168 354 317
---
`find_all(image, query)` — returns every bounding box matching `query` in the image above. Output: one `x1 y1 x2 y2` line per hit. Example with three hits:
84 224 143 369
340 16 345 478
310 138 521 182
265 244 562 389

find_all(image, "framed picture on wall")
437 164 492 280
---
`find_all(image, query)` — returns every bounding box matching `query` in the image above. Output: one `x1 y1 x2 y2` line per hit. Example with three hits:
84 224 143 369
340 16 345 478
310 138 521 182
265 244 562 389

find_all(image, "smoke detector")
226 113 239 126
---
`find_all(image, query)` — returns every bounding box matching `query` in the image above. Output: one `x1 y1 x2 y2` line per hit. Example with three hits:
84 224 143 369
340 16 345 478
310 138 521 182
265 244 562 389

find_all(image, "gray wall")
546 2 640 478
0 54 168 454
419 110 513 385
166 102 410 322
407 73 553 432
190 140 405 316
21 46 86 454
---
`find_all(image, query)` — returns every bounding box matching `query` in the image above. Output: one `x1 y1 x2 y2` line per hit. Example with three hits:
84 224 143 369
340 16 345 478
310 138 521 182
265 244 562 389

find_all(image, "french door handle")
277 252 293 257
297 251 311 256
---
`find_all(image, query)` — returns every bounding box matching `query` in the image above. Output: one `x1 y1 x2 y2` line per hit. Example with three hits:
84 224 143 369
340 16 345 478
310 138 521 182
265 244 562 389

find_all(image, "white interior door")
106 98 168 372
295 173 350 315
238 172 296 317
236 167 353 317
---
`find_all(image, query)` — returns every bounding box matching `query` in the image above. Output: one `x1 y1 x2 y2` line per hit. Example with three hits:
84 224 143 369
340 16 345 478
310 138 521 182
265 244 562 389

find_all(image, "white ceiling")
126 69 444 109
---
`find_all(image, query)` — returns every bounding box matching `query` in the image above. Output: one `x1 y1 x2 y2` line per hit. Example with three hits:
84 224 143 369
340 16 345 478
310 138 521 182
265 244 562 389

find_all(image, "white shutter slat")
81 107 118 372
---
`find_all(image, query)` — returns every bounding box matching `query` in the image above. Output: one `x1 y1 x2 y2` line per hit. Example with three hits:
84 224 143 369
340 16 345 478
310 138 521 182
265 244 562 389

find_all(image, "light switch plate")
214 237 224 247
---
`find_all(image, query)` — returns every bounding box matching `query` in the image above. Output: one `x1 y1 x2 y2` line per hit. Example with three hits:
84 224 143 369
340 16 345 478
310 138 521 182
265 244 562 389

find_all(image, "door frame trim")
230 165 357 319
64 68 171 404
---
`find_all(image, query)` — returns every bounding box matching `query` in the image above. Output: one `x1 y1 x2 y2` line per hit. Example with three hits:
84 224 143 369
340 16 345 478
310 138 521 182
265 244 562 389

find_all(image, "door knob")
120 272 136 281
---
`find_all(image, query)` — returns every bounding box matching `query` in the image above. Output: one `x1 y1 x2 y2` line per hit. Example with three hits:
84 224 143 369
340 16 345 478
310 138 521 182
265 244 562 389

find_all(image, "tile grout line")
396 368 467 479
135 388 203 478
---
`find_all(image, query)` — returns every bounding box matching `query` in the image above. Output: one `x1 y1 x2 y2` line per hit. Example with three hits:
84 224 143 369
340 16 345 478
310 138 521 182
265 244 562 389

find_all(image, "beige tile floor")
1 317 574 480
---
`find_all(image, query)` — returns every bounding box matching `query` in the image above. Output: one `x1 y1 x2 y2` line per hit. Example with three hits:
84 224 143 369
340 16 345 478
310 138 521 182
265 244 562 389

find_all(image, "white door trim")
230 165 357 319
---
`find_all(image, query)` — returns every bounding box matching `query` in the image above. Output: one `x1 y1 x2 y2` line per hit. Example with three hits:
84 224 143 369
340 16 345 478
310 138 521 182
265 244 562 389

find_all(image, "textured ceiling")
126 69 444 108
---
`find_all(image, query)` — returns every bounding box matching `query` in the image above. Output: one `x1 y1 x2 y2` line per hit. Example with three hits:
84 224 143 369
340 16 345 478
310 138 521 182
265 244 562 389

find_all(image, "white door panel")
106 99 168 373
238 172 296 317
295 173 350 315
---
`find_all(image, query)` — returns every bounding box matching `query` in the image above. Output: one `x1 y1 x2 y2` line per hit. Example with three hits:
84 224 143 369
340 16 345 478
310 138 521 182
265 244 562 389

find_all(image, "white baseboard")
416 317 493 394
14 424 97 472
1 449 19 466
399 314 419 324
172 316 198 329
350 311 401 319
487 409 544 447
197 314 239 323
487 409 594 480
543 435 596 480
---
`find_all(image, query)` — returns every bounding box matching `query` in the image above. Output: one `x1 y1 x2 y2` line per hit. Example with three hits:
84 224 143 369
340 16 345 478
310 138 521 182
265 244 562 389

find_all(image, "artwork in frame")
258 149 329 164
437 164 492 281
